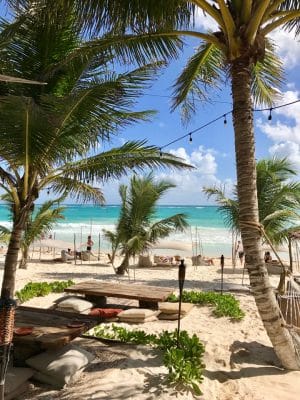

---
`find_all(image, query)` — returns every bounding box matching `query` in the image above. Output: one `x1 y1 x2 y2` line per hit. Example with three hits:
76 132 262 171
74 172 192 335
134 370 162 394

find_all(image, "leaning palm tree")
204 157 300 246
103 174 189 274
74 0 300 369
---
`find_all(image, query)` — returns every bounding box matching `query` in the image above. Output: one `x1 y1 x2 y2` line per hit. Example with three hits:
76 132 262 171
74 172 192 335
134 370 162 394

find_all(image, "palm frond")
251 39 284 107
171 42 224 121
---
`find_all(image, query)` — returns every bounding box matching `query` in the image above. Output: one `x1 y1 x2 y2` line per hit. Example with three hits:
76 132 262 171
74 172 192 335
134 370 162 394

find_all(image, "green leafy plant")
167 290 245 321
15 280 74 303
90 325 205 395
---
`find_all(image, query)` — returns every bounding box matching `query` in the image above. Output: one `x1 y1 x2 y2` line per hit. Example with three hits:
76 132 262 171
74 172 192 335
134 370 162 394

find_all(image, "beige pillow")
158 302 193 315
118 315 158 323
33 367 84 389
26 344 94 389
117 308 158 319
55 296 94 313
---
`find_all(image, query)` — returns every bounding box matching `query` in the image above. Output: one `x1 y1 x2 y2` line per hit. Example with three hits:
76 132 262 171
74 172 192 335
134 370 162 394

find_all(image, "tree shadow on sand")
205 340 286 383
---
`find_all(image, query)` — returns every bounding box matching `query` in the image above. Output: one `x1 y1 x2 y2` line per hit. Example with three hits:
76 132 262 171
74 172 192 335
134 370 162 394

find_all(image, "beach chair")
153 255 174 267
137 255 153 268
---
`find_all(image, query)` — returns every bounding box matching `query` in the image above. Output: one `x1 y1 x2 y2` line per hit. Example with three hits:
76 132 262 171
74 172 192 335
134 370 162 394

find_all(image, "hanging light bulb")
223 114 227 125
47 189 50 195
268 108 272 121
159 148 162 157
189 133 192 142
87 179 90 184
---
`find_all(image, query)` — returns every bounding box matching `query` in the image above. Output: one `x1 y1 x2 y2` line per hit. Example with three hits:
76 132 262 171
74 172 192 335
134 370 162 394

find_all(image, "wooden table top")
14 306 98 349
65 280 174 302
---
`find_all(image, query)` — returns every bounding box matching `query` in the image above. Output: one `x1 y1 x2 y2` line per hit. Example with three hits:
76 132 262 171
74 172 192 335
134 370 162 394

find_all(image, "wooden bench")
64 280 174 309
13 306 99 365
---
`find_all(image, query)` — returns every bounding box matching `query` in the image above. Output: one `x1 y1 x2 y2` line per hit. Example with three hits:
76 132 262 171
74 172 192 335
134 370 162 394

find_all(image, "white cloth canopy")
32 239 74 250
150 240 192 252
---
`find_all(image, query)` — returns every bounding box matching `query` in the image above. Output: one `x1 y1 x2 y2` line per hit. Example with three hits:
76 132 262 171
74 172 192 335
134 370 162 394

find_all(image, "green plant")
167 290 245 321
15 280 74 303
90 325 205 395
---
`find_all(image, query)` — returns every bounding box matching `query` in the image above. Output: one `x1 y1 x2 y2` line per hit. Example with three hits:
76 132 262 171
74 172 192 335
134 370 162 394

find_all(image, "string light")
189 133 192 142
159 148 162 157
158 99 300 151
268 107 272 121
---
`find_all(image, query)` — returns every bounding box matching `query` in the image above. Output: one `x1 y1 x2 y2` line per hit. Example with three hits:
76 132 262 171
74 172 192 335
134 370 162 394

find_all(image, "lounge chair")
153 255 174 267
138 255 153 268
81 251 99 261
192 255 213 266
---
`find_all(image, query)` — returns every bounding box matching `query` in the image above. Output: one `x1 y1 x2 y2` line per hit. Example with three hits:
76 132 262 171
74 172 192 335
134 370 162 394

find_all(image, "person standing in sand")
86 235 94 252
236 240 244 266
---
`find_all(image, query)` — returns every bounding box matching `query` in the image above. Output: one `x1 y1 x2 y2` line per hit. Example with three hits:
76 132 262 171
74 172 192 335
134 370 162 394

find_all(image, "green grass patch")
167 290 245 321
91 325 205 396
15 280 75 303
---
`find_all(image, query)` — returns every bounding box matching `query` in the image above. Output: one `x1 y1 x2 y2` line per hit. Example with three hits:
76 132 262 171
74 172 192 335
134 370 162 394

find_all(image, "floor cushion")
158 302 193 315
32 367 84 389
5 382 31 400
55 296 94 313
117 308 158 319
26 344 94 389
4 368 34 398
118 315 158 323
89 308 123 318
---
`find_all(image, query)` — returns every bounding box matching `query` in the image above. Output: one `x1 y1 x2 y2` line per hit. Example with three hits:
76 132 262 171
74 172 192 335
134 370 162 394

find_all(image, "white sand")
1 252 300 400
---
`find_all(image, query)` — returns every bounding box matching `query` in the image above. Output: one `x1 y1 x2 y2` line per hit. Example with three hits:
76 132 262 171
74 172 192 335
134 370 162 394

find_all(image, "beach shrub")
15 280 74 303
167 290 245 321
90 325 205 395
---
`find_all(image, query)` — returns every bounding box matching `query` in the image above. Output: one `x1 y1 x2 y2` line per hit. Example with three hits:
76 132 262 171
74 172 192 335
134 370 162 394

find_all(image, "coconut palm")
0 5 192 301
204 157 300 246
0 197 66 269
103 174 189 274
70 0 300 369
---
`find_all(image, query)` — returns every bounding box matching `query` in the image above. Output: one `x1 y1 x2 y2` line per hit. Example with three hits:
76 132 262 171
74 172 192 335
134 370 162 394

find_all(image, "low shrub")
15 280 75 303
91 325 205 395
167 290 245 321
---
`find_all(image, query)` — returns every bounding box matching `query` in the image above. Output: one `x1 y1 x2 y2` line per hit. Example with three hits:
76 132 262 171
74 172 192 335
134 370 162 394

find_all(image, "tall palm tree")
0 4 191 300
204 157 300 246
72 0 300 369
104 174 189 274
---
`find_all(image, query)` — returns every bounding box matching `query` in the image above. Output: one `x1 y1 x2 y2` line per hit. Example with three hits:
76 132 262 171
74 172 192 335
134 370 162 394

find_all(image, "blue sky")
100 13 300 205
1 6 300 206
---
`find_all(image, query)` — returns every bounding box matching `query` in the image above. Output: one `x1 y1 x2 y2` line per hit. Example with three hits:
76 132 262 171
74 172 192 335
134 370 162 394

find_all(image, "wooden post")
177 259 186 348
220 255 224 294
73 233 77 265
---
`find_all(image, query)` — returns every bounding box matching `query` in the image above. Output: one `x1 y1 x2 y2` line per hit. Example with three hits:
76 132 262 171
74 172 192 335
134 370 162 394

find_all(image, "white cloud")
270 28 300 69
258 89 300 172
194 6 218 31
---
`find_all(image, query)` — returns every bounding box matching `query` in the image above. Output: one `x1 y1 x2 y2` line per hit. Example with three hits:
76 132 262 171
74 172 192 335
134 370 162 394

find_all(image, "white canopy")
150 240 192 252
32 239 74 250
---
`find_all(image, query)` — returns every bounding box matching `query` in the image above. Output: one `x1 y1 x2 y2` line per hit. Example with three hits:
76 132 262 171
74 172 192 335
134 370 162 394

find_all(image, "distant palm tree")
204 158 300 247
0 197 66 269
104 174 189 274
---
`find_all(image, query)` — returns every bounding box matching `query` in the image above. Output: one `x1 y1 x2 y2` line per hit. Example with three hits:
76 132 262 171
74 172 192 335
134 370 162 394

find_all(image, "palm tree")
103 174 189 274
72 0 300 369
0 197 66 269
0 5 191 300
204 157 300 246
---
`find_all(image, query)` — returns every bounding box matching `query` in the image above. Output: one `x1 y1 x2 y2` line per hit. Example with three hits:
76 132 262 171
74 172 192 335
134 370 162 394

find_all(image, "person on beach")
236 240 244 266
86 235 94 251
264 251 272 263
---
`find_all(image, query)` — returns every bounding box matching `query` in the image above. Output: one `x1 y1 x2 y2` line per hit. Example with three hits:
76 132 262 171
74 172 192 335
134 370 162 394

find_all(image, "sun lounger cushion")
55 296 94 313
89 308 123 318
158 302 193 315
5 368 34 399
26 344 94 389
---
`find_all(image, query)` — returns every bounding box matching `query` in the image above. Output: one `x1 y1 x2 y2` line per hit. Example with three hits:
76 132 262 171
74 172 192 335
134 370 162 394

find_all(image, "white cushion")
5 368 34 395
26 344 94 388
118 315 158 323
33 368 84 389
158 302 193 315
117 308 158 319
55 296 94 313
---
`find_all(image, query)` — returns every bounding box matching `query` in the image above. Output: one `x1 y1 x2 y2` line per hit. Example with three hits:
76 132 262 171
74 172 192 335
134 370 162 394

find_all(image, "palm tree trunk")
1 225 23 298
231 58 300 369
19 246 29 269
116 253 130 275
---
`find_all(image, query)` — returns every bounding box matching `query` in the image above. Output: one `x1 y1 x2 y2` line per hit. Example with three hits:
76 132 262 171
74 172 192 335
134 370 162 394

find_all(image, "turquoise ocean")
0 204 233 257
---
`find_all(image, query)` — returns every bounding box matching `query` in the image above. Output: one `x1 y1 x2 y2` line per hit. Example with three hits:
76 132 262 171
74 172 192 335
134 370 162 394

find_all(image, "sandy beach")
1 251 300 400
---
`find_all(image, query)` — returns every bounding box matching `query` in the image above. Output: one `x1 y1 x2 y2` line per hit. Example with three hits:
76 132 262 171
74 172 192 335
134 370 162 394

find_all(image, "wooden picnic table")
64 280 174 309
13 306 99 365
